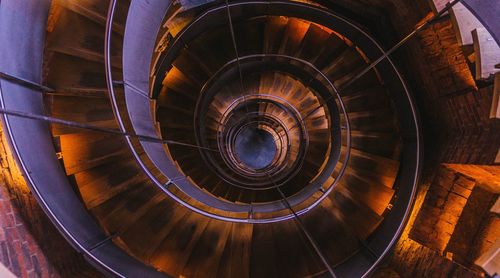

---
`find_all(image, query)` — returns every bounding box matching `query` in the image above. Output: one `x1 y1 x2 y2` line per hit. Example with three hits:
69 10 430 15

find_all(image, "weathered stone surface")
380 237 482 278
407 163 499 275
410 167 474 253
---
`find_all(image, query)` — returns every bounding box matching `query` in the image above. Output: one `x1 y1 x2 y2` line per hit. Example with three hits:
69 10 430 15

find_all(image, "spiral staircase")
3 0 497 277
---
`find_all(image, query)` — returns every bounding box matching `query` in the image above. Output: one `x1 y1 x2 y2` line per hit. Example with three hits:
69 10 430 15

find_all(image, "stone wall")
381 0 499 165
375 163 499 277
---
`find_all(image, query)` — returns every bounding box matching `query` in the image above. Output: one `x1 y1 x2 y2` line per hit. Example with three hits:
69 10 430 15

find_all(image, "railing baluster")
0 107 219 152
225 0 251 114
266 173 337 278
281 0 463 133
0 71 55 92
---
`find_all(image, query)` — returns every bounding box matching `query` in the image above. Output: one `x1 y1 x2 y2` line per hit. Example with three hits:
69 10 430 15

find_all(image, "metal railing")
0 0 456 276
105 0 352 223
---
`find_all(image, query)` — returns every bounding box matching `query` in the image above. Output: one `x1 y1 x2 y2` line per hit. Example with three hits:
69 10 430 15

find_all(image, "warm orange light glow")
0 124 30 194
445 164 500 194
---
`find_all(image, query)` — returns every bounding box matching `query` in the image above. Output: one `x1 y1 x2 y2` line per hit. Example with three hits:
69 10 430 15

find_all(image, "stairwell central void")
234 127 277 170
2 0 497 277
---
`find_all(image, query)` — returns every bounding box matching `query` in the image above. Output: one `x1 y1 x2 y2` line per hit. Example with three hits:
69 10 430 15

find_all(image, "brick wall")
0 127 101 277
376 0 500 165
441 86 500 163
410 164 499 267
372 167 481 277
371 0 500 276
0 182 55 277
375 163 498 277
413 17 497 160
379 237 481 278
446 185 498 265
410 166 476 254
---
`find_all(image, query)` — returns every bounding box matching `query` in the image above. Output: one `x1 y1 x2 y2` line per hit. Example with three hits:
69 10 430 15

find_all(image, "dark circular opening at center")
234 127 277 170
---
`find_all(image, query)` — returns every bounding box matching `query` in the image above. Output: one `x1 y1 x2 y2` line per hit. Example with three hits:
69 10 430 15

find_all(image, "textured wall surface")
372 0 499 276
399 15 499 165
0 179 55 277
0 127 101 277
375 164 498 277
410 165 499 265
